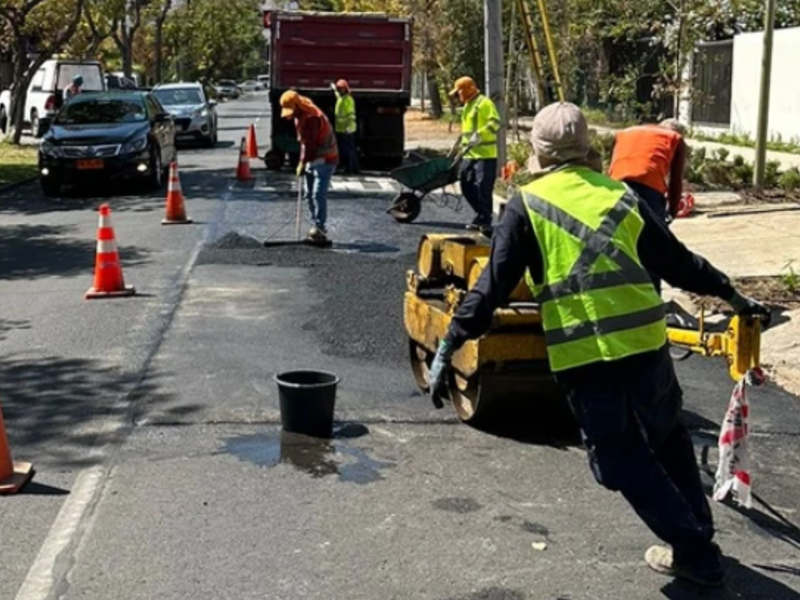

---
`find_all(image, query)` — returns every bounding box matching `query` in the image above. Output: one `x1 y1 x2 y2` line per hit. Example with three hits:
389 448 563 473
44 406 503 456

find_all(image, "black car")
38 91 177 196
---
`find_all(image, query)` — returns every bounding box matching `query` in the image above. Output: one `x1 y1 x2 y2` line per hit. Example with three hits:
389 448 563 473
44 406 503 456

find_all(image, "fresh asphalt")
1 93 799 600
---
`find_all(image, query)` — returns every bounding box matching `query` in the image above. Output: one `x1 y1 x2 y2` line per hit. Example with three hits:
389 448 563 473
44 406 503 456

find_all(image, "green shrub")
507 142 532 167
779 167 800 192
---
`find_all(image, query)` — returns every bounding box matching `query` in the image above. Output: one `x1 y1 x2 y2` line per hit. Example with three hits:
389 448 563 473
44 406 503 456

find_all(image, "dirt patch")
404 108 459 142
689 275 800 314
738 188 800 204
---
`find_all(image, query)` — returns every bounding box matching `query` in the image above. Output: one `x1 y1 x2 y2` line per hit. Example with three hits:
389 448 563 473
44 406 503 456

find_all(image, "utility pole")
485 0 506 170
753 0 777 192
123 0 133 79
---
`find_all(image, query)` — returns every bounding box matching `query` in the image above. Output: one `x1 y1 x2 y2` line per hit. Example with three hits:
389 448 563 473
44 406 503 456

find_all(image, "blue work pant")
460 158 497 222
560 346 719 569
336 132 358 173
304 162 335 230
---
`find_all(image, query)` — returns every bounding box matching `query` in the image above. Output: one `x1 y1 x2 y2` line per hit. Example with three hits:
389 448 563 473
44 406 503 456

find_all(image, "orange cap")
335 79 350 92
280 90 299 119
449 76 479 103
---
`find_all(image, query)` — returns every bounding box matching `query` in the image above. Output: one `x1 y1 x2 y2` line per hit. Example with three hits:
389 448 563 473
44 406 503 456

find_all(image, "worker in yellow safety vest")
331 79 358 174
449 76 502 232
426 102 771 588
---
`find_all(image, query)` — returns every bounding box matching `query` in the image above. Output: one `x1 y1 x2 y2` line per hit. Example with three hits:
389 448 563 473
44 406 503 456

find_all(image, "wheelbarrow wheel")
264 149 284 171
388 192 422 224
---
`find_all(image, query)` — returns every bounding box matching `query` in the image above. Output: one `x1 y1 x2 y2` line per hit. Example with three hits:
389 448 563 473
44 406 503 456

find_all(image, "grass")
0 142 38 188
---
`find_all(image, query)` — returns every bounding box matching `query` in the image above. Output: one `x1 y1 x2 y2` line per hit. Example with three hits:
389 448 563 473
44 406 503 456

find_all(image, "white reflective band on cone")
96 240 118 254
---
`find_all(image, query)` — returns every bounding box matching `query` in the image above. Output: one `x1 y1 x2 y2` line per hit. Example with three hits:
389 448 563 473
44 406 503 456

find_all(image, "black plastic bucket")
274 370 340 438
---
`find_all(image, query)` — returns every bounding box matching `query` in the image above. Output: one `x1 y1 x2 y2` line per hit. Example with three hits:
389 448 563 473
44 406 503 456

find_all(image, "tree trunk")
425 71 442 118
154 1 172 84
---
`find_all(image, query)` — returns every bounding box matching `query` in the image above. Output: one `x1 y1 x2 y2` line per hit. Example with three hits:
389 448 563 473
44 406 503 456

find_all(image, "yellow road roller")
404 233 763 426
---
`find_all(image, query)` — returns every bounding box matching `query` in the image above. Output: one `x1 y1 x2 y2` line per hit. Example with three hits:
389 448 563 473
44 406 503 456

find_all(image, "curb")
0 175 37 195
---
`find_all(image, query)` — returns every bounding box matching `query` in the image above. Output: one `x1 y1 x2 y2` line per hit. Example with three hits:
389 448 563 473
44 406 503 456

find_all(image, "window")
153 87 204 106
56 64 104 92
55 97 146 124
30 68 45 90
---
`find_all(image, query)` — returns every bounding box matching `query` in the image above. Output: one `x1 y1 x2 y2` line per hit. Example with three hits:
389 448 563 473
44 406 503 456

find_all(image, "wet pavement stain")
432 497 483 514
217 424 395 485
494 515 550 537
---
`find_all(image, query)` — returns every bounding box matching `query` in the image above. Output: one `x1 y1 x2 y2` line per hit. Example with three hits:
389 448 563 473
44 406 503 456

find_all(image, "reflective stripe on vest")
522 167 666 372
461 95 500 159
335 95 356 134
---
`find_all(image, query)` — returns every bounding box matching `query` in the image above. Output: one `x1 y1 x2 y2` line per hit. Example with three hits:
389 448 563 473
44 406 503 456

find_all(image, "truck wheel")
264 149 284 170
387 192 422 223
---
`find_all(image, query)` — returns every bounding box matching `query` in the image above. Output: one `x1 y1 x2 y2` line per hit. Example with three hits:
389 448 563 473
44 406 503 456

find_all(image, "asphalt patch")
197 232 414 364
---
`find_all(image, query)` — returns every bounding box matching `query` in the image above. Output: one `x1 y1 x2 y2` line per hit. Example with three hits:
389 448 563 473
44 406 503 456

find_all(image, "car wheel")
30 109 40 138
41 177 60 197
0 106 7 135
148 147 163 191
205 129 216 148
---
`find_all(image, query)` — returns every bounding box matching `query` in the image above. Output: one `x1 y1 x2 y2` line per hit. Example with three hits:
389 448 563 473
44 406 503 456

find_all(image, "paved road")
1 93 799 600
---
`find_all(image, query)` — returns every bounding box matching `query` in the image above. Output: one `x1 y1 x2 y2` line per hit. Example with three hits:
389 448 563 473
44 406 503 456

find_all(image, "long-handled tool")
295 173 303 241
263 168 332 248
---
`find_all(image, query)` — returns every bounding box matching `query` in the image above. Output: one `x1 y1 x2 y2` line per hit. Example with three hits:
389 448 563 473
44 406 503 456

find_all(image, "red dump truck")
262 10 413 171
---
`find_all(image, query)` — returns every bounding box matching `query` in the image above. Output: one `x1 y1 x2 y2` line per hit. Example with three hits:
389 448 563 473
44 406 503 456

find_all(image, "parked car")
257 74 270 89
239 80 263 92
106 74 138 90
152 82 218 147
0 59 106 138
38 90 177 196
215 79 240 100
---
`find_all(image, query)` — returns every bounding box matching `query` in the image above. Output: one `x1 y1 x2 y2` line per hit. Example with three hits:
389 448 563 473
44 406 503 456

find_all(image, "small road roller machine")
404 233 764 427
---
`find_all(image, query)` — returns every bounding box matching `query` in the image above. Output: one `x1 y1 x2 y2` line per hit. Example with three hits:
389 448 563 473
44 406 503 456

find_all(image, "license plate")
76 159 104 170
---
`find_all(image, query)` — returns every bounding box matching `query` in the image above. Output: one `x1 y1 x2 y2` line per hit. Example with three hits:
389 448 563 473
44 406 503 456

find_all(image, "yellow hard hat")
280 90 300 119
449 76 479 103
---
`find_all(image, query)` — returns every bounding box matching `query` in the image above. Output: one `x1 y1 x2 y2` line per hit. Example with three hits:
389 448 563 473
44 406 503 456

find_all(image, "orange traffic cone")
162 161 193 225
0 398 34 495
235 137 254 181
85 204 136 299
246 124 259 159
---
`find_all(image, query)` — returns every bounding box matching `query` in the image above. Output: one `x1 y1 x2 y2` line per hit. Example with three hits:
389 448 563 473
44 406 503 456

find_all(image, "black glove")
428 340 454 409
727 291 771 327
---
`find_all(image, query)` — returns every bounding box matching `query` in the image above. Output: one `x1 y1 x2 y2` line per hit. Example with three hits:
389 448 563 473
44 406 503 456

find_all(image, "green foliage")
690 130 800 155
779 167 800 193
781 260 800 295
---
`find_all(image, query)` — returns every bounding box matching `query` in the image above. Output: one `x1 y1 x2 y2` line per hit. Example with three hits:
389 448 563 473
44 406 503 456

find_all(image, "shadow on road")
0 354 199 469
0 223 151 281
0 318 32 340
661 556 800 599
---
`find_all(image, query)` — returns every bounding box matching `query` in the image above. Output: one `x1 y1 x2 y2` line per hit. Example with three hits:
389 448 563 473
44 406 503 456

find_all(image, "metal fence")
691 40 733 126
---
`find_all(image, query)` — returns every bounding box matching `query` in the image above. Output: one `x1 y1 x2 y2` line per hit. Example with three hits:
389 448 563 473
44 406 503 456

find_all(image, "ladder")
515 0 564 105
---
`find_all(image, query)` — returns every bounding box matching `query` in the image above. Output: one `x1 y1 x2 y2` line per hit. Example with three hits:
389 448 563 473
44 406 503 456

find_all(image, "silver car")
152 82 218 147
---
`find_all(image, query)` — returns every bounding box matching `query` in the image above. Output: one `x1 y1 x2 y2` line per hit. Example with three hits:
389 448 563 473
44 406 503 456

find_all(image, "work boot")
645 545 725 587
465 215 492 231
307 226 329 243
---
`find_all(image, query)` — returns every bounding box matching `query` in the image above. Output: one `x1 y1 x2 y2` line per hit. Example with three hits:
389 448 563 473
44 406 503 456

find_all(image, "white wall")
730 27 800 142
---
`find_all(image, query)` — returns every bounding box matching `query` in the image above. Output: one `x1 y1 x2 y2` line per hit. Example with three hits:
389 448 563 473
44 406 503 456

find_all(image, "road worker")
608 118 688 222
280 90 339 243
449 76 502 232
331 79 358 174
64 74 83 102
608 118 689 294
427 102 770 588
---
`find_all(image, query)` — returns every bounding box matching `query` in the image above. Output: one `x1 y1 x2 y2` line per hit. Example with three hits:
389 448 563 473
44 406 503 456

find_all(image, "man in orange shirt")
608 119 688 222
280 90 339 243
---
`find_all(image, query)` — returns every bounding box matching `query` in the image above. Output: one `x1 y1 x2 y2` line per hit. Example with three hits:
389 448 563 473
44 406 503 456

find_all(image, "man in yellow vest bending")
331 79 358 174
449 76 501 232
427 102 770 587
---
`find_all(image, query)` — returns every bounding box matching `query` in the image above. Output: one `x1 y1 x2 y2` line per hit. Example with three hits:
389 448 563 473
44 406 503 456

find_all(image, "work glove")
295 161 305 177
428 339 455 409
468 132 480 146
727 291 771 327
330 83 337 91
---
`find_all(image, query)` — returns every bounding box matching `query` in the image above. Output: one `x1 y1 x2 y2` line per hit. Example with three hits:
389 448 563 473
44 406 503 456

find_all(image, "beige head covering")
527 102 591 173
659 118 687 136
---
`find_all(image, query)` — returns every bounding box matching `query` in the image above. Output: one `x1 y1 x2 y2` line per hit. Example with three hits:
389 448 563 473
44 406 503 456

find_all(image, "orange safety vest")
608 126 682 195
297 106 338 160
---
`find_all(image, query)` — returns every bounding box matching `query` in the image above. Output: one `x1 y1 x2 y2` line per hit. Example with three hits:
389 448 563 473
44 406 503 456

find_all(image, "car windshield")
154 88 203 106
57 64 104 91
55 97 147 125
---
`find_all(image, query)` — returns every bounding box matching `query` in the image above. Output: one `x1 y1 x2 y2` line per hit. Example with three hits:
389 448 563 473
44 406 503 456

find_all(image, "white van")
0 59 106 137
